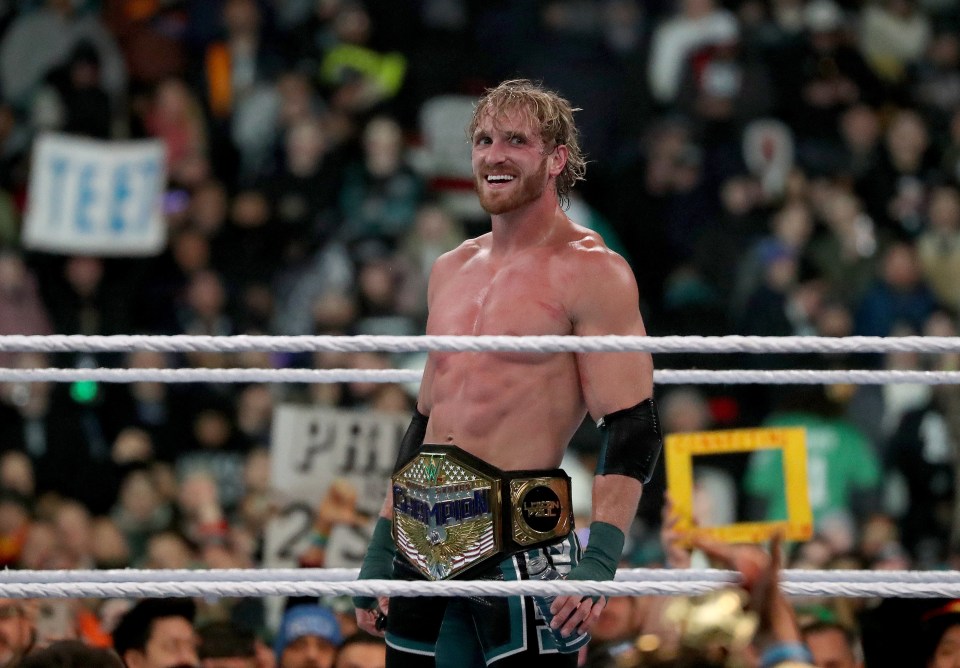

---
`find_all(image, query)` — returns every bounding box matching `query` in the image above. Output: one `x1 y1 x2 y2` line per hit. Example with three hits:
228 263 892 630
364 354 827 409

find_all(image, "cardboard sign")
263 405 406 568
23 133 167 256
666 427 813 544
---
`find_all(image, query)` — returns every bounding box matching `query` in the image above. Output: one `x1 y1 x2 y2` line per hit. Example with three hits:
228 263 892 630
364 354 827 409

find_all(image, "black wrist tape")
393 408 429 473
596 397 663 484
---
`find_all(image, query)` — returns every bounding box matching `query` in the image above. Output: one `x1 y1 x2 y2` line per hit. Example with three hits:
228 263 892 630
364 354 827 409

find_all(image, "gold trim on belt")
392 445 573 580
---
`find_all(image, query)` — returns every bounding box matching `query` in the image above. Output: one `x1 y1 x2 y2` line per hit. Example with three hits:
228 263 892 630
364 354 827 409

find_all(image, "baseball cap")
274 605 343 657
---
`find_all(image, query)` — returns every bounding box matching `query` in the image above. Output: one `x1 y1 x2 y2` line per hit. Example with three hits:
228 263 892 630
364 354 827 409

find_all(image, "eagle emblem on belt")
395 512 494 580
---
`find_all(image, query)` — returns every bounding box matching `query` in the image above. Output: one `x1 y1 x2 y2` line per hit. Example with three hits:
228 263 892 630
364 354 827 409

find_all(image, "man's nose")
485 139 508 164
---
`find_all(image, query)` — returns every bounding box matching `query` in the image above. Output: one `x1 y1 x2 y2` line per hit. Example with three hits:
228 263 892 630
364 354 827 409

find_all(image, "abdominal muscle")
423 351 585 471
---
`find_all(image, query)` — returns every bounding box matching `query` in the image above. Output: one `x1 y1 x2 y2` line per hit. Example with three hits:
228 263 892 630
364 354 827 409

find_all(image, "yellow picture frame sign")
665 427 813 544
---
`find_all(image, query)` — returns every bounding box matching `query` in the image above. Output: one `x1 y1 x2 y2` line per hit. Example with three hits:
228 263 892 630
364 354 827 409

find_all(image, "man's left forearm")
590 473 643 533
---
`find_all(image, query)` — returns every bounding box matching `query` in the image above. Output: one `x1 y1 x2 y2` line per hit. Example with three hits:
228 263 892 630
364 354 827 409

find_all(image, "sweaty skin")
358 104 654 641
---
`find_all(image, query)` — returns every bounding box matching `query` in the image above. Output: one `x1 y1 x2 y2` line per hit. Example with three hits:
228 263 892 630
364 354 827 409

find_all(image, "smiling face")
471 109 561 215
467 80 585 210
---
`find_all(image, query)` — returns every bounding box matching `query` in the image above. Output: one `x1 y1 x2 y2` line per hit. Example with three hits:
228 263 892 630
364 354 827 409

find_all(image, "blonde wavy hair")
467 79 586 209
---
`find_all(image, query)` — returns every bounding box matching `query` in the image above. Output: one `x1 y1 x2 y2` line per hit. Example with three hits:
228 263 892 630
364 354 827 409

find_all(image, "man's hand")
661 493 693 570
356 597 390 637
549 594 606 638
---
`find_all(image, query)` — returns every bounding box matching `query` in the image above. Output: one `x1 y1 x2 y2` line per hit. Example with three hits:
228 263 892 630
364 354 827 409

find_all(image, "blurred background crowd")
1 0 960 665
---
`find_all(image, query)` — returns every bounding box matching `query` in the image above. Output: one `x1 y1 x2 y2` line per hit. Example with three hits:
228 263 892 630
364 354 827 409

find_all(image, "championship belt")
392 445 573 580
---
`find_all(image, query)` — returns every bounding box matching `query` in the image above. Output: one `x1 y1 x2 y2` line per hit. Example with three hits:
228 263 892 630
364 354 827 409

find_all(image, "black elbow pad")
596 397 663 484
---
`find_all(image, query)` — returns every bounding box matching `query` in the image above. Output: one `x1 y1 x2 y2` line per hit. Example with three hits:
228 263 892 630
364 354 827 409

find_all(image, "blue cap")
274 605 343 657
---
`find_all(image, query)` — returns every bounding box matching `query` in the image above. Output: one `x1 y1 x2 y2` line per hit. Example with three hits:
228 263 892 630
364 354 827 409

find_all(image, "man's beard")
475 159 549 215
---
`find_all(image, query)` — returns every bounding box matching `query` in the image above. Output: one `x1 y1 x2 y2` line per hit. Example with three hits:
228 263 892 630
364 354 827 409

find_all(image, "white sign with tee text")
23 133 167 256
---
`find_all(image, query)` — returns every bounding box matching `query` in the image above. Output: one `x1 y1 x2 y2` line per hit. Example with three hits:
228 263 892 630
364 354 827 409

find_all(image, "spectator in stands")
674 17 774 147
917 185 960 310
0 598 35 666
922 600 960 668
0 249 53 367
805 188 882 307
778 0 883 146
732 200 814 322
338 115 424 246
19 639 123 668
854 241 938 337
112 598 198 668
51 499 94 570
265 117 345 267
647 0 740 106
395 202 465 323
317 2 407 118
802 620 864 668
334 631 385 668
860 108 938 237
909 30 960 133
197 621 257 668
143 78 209 189
583 597 647 668
859 0 931 83
885 361 958 562
90 516 131 570
176 269 234 339
274 604 341 668
214 188 281 291
744 385 881 540
0 0 126 112
838 104 882 182
34 40 113 139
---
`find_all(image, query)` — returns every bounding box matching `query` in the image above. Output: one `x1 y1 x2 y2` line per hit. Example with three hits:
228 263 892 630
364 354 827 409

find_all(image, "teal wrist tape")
353 517 395 610
566 522 624 601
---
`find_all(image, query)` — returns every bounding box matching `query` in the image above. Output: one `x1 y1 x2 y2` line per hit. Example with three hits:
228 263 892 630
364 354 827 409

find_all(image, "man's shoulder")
446 235 488 260
562 228 631 276
431 235 488 273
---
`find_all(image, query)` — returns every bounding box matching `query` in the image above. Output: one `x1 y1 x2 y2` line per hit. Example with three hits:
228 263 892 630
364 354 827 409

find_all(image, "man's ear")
549 144 568 178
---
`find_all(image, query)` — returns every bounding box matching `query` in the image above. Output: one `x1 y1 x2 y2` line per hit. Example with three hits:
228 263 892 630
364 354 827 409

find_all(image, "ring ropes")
2 334 956 599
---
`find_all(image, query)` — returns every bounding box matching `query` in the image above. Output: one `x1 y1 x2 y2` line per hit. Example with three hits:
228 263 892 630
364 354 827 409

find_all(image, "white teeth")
487 175 515 182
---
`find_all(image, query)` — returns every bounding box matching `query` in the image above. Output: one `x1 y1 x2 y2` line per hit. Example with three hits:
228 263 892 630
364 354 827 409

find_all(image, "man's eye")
509 136 524 145
475 137 491 145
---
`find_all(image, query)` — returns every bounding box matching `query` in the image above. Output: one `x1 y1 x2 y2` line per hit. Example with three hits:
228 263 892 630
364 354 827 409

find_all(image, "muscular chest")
428 259 571 337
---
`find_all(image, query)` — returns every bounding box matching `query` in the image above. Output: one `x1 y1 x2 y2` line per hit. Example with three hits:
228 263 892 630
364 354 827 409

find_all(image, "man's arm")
573 248 654 533
354 252 450 635
547 247 659 638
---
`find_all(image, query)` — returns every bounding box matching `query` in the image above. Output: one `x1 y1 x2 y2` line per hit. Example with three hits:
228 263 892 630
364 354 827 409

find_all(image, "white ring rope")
1 334 960 354
6 332 955 601
3 368 960 385
4 567 959 585
0 577 956 599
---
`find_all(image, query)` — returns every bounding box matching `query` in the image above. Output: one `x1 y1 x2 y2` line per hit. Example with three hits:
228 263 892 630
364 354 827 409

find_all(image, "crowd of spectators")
1 0 960 665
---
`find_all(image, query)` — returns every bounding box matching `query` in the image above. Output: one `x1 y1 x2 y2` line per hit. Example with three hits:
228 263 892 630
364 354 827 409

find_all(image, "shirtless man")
353 80 661 668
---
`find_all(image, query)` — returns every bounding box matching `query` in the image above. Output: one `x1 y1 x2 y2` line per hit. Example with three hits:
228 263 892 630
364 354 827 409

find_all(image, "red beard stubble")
474 156 551 215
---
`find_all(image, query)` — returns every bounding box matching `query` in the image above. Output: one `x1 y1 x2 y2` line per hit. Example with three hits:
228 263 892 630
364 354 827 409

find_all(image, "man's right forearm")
354 513 396 609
